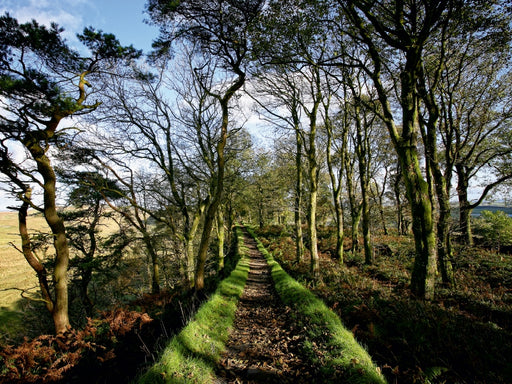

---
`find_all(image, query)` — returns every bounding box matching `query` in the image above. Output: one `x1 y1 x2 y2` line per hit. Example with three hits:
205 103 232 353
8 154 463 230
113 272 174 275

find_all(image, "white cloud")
0 0 93 44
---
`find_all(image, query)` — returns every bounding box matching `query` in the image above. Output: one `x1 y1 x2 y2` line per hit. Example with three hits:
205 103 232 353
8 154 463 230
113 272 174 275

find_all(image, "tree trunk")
326 160 344 262
143 234 160 294
27 135 71 333
393 165 406 235
394 126 438 300
185 202 205 287
351 202 362 253
195 74 244 291
294 129 305 263
306 96 320 276
216 208 225 271
306 134 319 274
345 156 361 253
308 180 319 274
418 57 455 287
355 102 373 265
361 195 372 264
398 70 438 299
374 184 389 236
407 176 437 300
436 192 454 285
18 195 54 314
456 165 473 245
195 201 217 291
325 114 345 263
258 196 264 229
80 268 94 318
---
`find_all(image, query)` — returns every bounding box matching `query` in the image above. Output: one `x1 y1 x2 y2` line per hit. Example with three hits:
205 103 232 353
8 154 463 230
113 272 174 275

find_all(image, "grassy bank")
246 227 387 384
137 227 250 384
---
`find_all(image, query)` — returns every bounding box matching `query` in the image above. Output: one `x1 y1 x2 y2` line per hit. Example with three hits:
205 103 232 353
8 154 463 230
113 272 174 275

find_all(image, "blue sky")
0 0 159 53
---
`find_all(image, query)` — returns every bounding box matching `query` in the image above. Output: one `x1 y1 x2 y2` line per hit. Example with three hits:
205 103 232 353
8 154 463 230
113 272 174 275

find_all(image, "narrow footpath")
216 234 317 383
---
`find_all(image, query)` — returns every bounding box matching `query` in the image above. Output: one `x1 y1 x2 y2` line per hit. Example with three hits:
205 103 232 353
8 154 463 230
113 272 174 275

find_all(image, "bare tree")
147 0 265 291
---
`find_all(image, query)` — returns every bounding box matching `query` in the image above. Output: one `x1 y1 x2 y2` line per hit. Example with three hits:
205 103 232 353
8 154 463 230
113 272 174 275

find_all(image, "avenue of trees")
1 0 512 334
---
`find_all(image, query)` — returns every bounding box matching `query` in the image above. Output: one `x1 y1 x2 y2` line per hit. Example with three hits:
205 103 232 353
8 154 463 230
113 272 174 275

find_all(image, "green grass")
0 307 25 342
247 227 387 384
137 227 250 384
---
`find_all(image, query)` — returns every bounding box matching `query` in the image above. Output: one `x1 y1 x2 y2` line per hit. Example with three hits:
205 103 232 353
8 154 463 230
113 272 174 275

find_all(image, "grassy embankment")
246 227 387 384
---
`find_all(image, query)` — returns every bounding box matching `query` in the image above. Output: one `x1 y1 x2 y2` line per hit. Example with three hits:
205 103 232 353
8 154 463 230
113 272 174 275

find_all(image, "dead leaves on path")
216 238 317 383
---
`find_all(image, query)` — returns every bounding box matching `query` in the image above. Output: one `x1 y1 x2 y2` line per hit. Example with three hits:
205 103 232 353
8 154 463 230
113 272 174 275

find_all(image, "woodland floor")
255 225 512 384
216 235 321 383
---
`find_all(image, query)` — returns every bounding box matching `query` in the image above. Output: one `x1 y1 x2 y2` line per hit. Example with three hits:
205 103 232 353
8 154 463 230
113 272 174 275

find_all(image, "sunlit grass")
137 227 250 384
247 227 387 384
0 211 47 308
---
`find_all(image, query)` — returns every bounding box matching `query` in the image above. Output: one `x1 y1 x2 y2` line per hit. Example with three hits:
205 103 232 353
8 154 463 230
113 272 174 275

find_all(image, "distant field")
0 210 49 310
471 205 512 216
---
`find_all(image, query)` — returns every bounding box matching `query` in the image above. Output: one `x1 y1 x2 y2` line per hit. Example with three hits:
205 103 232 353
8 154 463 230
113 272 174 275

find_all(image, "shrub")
473 210 512 251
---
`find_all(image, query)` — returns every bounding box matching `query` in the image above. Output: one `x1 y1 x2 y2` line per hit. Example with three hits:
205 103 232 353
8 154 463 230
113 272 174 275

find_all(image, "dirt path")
216 234 317 383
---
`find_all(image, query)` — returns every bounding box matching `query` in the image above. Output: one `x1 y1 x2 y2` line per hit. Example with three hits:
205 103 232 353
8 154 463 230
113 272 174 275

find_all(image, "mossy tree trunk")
345 155 362 254
344 2 446 299
456 166 473 246
304 66 322 276
24 123 71 333
324 82 345 263
185 202 205 287
354 102 374 265
216 207 225 271
294 128 305 263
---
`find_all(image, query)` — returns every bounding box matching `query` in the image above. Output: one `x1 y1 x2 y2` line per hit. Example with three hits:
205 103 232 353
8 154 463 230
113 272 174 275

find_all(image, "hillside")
0 211 46 309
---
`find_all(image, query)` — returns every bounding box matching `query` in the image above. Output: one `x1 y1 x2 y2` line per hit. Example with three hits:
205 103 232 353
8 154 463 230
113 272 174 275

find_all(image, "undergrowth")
0 310 151 384
255 224 512 384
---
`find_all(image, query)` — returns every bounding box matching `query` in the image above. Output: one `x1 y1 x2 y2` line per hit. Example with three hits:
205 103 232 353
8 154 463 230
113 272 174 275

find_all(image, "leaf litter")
216 236 319 383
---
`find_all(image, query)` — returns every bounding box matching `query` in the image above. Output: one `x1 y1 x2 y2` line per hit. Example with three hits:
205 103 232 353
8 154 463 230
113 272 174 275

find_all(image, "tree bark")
456 165 473 246
360 190 372 265
216 207 225 271
398 59 438 299
185 202 205 287
345 161 361 253
26 130 71 333
294 129 305 263
142 233 160 294
305 78 320 276
18 195 54 314
354 102 373 264
325 105 345 263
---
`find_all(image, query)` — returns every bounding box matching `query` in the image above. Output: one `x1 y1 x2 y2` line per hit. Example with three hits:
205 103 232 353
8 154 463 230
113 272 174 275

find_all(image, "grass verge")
246 227 387 384
137 227 250 384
